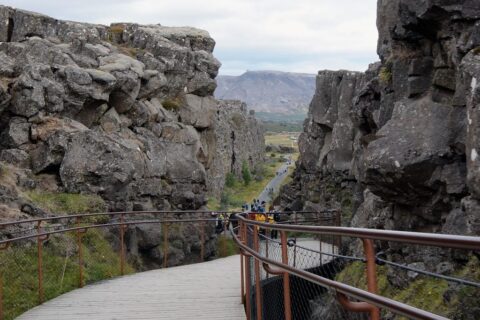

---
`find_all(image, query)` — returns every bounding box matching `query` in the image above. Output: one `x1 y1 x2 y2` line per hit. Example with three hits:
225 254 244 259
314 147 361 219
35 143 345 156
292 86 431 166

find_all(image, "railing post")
280 231 292 320
163 223 169 268
119 214 126 276
200 221 205 262
221 214 227 257
240 221 245 305
293 211 297 268
241 251 245 305
265 236 269 280
253 229 262 320
36 220 44 304
363 239 380 320
0 264 3 320
76 217 84 288
335 210 342 253
244 225 252 320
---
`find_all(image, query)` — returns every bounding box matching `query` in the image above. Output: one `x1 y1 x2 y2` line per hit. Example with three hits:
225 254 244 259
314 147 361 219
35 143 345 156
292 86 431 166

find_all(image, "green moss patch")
25 191 106 215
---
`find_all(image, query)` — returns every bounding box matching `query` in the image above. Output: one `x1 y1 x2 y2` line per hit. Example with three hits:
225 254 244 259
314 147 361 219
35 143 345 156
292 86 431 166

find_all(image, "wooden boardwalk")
18 255 246 320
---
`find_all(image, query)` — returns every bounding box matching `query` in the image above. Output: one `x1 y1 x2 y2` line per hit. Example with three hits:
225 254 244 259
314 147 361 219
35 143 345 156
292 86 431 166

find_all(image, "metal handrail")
0 210 326 228
0 218 219 245
234 214 480 250
233 214 480 320
232 226 447 320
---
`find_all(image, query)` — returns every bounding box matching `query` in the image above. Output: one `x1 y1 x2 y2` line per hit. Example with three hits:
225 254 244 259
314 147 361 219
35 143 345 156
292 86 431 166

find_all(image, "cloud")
1 0 379 75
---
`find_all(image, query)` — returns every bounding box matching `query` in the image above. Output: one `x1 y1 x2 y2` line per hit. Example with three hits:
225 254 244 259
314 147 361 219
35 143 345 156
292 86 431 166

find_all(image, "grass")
335 256 480 319
263 121 304 133
217 235 239 257
0 162 7 180
0 230 134 320
265 133 299 148
25 191 106 215
0 189 135 319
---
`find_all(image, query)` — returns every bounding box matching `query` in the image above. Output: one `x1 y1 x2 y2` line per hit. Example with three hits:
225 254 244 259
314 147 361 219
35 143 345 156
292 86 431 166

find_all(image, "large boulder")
363 97 466 205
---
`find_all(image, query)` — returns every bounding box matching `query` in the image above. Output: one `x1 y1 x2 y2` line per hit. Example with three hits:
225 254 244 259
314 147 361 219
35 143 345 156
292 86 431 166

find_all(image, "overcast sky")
2 0 379 75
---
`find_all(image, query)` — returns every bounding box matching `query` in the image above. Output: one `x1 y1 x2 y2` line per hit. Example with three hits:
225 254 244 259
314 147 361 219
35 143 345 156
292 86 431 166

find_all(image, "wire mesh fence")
235 212 480 320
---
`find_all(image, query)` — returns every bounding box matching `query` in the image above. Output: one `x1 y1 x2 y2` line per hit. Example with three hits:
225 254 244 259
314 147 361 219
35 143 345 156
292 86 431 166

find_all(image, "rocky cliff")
204 100 265 196
280 0 480 238
0 6 264 266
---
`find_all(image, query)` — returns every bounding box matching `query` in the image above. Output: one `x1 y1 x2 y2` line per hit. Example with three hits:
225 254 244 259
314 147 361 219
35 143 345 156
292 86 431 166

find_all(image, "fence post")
363 239 380 320
253 230 262 320
244 224 252 320
240 221 245 305
335 210 342 253
119 214 126 276
76 217 84 288
163 223 169 268
280 231 292 320
36 221 44 304
0 263 3 320
200 221 205 262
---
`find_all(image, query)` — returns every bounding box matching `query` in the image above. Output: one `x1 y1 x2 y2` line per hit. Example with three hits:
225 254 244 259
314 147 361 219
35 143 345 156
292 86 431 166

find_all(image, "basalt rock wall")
0 6 264 267
280 0 480 239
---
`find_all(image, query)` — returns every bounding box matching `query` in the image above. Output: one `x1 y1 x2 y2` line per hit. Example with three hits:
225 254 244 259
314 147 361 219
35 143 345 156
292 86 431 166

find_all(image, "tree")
242 161 252 186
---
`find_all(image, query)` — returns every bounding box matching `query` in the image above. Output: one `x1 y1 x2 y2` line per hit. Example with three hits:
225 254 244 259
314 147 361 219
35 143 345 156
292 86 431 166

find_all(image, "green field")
265 133 300 148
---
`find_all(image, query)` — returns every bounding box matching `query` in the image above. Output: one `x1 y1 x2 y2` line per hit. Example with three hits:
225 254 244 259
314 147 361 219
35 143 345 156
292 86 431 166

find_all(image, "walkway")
258 155 293 203
18 255 246 320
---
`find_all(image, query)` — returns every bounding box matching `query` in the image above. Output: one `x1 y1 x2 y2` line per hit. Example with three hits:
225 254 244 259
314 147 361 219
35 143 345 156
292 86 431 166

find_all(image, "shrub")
242 161 252 186
107 24 125 43
230 112 244 128
0 162 7 179
225 172 236 188
379 60 393 84
162 97 183 111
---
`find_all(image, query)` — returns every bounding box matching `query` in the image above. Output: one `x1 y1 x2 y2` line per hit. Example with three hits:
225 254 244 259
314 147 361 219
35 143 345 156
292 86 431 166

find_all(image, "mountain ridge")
215 70 316 115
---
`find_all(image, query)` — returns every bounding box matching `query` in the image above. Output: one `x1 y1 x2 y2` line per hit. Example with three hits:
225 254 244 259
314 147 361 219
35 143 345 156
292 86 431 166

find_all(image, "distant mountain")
215 71 316 115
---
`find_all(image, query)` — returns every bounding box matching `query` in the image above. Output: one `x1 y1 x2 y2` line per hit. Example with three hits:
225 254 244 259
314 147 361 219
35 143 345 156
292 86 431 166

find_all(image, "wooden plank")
18 255 246 320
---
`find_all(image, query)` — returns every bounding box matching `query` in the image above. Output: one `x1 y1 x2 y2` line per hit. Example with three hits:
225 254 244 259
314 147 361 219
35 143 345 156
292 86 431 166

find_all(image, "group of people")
242 199 266 213
241 199 281 239
212 199 281 239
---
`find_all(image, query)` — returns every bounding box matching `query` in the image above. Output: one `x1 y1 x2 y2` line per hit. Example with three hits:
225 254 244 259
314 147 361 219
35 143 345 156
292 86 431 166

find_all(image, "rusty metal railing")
0 210 233 320
0 210 322 320
232 214 480 320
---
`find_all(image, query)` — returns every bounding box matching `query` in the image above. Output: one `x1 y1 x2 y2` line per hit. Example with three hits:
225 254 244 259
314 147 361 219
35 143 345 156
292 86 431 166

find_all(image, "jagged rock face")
279 0 480 236
204 100 265 197
0 6 264 266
